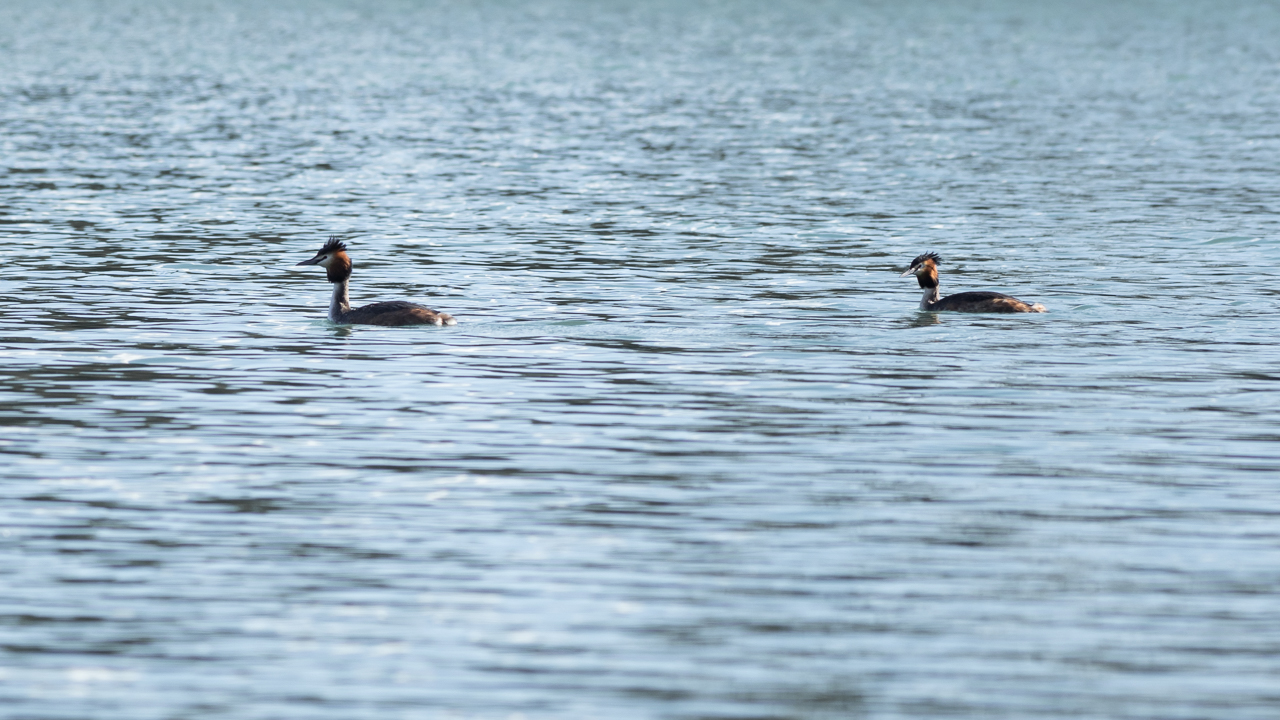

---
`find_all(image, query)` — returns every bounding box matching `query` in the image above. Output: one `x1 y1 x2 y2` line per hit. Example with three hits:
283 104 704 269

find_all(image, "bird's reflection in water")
903 313 942 328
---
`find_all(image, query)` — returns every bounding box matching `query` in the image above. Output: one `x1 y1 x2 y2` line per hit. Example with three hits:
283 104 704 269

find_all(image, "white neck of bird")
329 278 351 321
919 285 940 309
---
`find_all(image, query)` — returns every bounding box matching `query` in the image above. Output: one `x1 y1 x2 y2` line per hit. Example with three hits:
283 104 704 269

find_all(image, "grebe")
295 237 457 326
900 252 1046 313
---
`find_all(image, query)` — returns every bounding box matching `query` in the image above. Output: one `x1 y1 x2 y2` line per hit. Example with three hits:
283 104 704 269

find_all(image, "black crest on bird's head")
910 251 941 267
320 235 347 254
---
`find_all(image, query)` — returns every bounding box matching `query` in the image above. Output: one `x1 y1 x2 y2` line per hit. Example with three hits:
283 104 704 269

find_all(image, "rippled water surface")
4 1 1280 717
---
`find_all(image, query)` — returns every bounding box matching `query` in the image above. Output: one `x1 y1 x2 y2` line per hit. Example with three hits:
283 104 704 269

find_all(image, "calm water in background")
3 0 1280 717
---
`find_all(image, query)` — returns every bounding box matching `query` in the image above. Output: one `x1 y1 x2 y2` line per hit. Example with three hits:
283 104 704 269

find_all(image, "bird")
900 252 1046 313
295 236 457 326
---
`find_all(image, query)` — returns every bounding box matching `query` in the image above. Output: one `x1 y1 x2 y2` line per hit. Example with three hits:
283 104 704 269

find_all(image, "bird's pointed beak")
296 254 323 266
900 267 919 277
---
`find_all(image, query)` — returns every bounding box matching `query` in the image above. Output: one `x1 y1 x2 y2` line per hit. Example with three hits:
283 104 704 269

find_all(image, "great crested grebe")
900 252 1046 313
295 237 457 326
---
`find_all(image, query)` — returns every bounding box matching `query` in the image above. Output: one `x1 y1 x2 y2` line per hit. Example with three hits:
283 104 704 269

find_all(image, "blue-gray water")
3 1 1280 717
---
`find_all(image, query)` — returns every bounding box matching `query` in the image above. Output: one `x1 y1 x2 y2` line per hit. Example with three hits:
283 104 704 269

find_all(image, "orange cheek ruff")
325 252 352 283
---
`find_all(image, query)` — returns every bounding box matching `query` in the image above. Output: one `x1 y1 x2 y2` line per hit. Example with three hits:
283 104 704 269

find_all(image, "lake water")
3 0 1280 717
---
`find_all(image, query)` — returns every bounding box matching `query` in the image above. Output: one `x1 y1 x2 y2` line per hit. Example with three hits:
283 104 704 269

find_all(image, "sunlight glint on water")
2 1 1280 718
